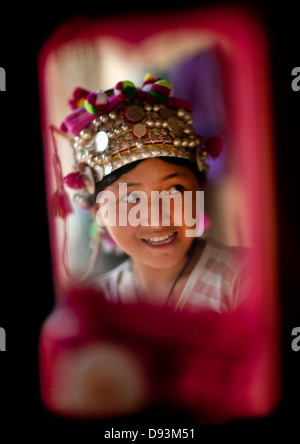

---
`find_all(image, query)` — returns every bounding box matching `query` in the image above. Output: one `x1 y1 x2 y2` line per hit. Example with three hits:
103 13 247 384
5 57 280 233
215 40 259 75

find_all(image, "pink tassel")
51 190 73 220
63 171 86 190
204 135 224 159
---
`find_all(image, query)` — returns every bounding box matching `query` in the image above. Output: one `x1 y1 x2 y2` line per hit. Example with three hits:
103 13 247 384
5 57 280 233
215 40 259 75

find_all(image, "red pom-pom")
63 171 86 190
68 87 90 110
204 135 224 160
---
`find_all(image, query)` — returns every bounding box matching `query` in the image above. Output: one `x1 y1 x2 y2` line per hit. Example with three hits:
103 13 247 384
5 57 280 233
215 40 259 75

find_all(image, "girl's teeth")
145 233 176 245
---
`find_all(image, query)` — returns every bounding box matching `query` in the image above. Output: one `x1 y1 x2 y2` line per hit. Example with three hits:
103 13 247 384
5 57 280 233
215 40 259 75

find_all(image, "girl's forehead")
119 158 189 181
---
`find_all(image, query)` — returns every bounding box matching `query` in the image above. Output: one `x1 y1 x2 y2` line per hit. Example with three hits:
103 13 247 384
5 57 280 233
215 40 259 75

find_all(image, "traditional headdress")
59 74 224 209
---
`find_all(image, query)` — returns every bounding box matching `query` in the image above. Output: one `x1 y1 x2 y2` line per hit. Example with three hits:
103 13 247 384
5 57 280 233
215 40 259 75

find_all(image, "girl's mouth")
142 231 177 246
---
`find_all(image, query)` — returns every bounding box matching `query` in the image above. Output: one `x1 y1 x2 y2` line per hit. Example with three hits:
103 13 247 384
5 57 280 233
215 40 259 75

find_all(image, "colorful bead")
114 80 136 101
150 80 173 101
84 91 109 114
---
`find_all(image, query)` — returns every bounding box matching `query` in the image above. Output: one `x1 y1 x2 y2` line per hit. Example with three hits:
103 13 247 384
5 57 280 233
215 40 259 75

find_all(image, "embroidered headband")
60 74 224 209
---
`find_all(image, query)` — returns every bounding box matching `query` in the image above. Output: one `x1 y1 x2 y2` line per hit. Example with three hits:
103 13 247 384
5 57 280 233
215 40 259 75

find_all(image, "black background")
0 0 299 432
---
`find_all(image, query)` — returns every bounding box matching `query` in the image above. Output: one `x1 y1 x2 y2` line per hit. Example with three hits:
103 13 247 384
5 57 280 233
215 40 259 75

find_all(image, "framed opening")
38 6 280 422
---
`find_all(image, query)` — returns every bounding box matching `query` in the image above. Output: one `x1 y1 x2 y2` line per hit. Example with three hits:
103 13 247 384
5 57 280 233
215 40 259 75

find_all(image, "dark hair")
94 156 207 198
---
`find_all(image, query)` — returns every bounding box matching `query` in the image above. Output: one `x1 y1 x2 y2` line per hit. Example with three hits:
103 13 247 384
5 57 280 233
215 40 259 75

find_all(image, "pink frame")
38 5 280 418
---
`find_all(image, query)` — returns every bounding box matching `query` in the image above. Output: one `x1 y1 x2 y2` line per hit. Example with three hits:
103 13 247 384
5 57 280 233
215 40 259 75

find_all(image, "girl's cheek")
107 220 137 242
105 226 125 248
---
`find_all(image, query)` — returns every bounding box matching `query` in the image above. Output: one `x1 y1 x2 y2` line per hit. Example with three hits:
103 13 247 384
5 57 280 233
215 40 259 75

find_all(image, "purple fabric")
169 48 226 182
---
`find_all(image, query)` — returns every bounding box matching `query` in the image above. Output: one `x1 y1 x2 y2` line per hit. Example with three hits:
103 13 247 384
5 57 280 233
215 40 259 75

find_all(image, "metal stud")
80 128 94 140
104 163 112 175
109 111 118 120
100 114 109 124
177 108 186 119
144 104 152 112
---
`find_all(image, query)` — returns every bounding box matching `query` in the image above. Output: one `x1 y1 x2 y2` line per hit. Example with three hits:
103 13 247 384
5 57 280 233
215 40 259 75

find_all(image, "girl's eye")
120 192 141 203
168 184 184 194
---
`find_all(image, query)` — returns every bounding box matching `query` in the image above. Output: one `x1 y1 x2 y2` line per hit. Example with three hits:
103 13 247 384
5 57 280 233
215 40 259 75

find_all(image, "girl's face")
95 158 201 270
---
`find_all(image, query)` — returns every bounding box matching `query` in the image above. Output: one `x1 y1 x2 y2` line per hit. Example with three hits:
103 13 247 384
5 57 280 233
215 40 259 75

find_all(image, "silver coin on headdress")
125 105 144 122
132 123 147 139
167 117 182 135
95 131 109 152
159 107 176 120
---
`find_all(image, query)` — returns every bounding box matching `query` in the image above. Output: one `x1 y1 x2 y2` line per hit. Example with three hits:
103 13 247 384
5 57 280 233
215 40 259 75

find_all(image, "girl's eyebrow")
113 172 187 189
160 172 187 182
130 172 187 186
126 182 142 187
